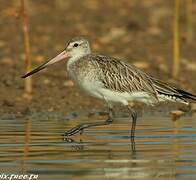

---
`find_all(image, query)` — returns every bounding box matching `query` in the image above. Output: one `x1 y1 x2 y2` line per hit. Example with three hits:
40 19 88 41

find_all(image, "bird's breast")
67 59 103 95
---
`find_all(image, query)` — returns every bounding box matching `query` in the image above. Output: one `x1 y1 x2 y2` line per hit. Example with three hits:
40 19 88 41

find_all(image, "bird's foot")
63 136 74 142
106 118 113 123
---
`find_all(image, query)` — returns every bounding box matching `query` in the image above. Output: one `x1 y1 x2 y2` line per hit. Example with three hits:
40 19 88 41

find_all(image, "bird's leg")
127 106 137 151
107 107 114 123
63 108 113 138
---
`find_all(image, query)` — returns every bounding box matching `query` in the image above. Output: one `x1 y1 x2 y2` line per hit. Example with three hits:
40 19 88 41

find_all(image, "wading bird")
22 37 196 148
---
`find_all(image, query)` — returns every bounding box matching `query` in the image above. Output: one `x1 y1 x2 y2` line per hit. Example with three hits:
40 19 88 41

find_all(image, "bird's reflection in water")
63 137 85 151
63 135 136 153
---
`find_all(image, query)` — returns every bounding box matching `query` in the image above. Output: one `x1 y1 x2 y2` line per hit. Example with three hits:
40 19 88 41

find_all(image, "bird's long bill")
21 50 69 78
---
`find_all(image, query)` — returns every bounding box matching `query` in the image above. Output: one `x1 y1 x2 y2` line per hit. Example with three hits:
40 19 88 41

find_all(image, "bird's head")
66 37 91 58
21 36 91 78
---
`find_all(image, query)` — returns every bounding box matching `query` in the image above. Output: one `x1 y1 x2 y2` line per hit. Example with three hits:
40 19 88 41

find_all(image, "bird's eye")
73 43 79 47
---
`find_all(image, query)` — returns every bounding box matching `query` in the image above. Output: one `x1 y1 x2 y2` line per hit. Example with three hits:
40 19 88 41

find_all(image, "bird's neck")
67 52 89 70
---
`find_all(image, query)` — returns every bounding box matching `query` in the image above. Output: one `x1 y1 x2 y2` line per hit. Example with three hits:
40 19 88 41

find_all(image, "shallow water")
0 112 196 180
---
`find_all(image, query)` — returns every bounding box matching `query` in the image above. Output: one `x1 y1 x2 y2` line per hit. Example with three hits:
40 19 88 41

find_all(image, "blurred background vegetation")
0 0 195 115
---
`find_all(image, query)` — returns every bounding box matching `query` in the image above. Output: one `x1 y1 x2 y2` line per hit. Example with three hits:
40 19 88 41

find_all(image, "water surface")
0 112 196 179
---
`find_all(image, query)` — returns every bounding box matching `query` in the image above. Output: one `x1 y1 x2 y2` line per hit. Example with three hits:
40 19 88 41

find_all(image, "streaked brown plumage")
68 53 195 105
21 37 196 150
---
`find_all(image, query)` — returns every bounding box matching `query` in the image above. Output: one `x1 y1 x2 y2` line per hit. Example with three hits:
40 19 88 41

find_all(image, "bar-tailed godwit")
22 37 196 144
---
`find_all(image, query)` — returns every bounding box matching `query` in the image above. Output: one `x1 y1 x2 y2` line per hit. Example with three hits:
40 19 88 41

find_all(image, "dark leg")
127 106 137 152
63 108 113 137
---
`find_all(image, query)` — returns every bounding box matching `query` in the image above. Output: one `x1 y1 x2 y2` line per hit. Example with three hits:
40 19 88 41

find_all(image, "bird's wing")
90 55 196 103
150 77 181 96
150 77 196 101
92 55 158 100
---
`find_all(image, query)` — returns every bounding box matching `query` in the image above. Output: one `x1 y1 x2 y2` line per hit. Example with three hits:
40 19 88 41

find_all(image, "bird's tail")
150 77 196 104
174 89 196 101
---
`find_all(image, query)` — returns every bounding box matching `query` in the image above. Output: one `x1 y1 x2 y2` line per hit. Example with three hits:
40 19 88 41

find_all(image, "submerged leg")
127 106 137 151
63 108 114 137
